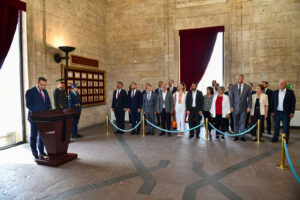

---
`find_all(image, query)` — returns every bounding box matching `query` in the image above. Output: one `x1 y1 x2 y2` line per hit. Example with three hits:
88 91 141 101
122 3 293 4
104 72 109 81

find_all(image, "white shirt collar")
279 88 286 93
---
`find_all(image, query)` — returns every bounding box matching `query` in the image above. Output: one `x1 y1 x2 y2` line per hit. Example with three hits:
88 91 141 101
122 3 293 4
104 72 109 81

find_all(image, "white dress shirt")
36 86 45 101
277 88 286 111
162 91 167 108
115 89 121 99
131 89 136 98
238 84 244 95
192 91 197 107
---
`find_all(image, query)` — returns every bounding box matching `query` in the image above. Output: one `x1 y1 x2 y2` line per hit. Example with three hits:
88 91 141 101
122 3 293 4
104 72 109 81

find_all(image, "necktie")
147 92 150 101
40 89 45 102
132 91 134 98
238 84 241 96
117 90 119 99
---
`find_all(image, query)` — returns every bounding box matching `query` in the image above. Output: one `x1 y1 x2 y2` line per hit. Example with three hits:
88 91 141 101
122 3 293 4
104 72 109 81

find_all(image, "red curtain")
0 0 26 69
179 26 224 91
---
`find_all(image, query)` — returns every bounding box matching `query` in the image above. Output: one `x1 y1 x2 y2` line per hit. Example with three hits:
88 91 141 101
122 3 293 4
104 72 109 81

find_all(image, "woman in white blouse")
174 82 187 137
210 86 231 140
250 84 268 142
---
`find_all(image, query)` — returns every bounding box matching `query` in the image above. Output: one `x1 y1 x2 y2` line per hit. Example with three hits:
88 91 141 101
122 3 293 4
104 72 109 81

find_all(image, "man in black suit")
262 81 273 135
186 82 204 138
167 80 177 94
270 79 296 143
128 82 142 135
155 81 163 126
112 81 128 134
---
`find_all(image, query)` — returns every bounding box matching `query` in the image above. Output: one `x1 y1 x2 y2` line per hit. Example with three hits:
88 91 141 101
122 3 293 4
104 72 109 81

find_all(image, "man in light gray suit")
143 85 157 135
230 74 252 141
157 83 174 136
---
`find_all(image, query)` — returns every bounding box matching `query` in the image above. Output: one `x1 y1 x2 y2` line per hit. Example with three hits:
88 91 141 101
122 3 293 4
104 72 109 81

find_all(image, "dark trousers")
156 113 161 125
214 114 226 136
72 114 81 135
161 109 171 134
250 112 264 138
273 111 291 140
245 113 251 129
233 111 247 138
130 110 141 133
30 122 45 157
203 111 212 132
114 108 125 131
146 112 155 133
189 108 201 137
263 111 272 134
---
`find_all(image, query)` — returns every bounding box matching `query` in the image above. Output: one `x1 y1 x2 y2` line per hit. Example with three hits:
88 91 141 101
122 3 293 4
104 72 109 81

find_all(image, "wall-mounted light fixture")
54 46 75 93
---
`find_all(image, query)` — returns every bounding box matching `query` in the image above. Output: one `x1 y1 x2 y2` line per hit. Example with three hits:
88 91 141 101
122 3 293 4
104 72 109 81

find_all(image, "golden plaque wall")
61 65 106 107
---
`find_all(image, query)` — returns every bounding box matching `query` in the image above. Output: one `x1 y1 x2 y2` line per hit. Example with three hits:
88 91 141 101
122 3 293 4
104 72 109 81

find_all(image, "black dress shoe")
233 137 239 141
189 134 194 138
114 131 119 134
241 137 246 141
76 134 83 138
72 135 80 139
159 132 165 136
221 135 225 140
146 132 150 135
271 138 278 142
40 153 47 157
216 135 219 140
33 155 39 160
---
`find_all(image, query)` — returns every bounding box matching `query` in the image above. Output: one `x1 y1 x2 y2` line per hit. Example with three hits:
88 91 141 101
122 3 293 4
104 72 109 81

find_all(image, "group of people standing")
112 74 296 144
25 77 82 160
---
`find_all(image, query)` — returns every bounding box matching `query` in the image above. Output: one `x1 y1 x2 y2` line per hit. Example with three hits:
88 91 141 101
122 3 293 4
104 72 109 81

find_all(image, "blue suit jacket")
270 89 296 115
25 86 52 120
128 90 142 111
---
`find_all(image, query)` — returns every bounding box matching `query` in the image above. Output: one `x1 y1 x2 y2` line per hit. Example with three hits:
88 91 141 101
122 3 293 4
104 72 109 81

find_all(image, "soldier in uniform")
68 84 83 139
53 78 68 109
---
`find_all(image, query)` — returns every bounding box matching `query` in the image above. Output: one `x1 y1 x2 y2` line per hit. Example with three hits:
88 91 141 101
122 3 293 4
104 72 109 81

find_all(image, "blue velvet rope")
284 142 300 183
109 119 141 132
209 122 257 137
146 119 204 133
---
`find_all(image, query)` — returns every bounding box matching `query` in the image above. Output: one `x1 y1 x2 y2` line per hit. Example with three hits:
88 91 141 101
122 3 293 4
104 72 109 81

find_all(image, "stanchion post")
142 115 145 137
276 133 289 170
106 115 109 135
257 119 261 144
205 118 209 141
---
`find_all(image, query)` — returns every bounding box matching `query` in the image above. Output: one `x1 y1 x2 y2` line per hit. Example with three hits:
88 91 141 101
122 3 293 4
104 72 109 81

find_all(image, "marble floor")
0 123 299 200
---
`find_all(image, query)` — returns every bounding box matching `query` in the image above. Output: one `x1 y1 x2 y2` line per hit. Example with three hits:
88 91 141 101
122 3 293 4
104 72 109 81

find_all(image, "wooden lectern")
31 108 79 167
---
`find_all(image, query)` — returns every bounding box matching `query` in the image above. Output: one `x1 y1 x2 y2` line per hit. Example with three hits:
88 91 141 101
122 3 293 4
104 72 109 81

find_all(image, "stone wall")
24 0 108 138
23 0 300 139
105 0 300 109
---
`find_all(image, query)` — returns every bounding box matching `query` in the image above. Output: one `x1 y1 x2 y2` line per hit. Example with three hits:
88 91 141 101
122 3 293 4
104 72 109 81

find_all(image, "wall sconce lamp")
54 46 75 92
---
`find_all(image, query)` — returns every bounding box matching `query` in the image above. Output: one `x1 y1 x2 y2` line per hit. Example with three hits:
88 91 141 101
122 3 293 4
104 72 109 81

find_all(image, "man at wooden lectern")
25 77 52 160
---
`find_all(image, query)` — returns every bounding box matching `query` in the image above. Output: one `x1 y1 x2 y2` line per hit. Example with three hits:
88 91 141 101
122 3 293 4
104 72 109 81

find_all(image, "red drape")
0 0 26 69
179 26 224 91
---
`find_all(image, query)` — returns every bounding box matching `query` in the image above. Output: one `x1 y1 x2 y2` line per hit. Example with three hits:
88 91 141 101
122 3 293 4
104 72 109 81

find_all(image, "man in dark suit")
154 81 163 126
128 82 142 135
68 84 83 139
262 81 273 135
167 80 177 94
157 83 174 136
186 82 204 138
25 77 52 160
270 79 296 143
230 74 252 141
112 81 128 134
143 85 157 135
